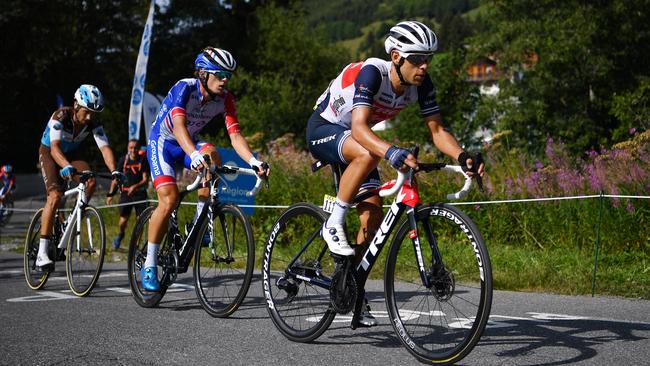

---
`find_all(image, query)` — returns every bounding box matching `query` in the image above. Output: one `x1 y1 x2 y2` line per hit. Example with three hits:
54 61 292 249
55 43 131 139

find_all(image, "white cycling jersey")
314 58 440 129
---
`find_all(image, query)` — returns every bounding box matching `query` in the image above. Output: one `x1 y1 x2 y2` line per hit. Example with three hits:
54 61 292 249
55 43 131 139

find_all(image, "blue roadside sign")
216 148 257 215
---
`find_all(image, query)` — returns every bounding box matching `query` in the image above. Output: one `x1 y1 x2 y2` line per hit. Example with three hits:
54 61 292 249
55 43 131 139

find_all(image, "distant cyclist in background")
0 164 16 201
143 47 270 292
306 21 485 326
36 84 124 270
0 164 16 218
107 139 149 250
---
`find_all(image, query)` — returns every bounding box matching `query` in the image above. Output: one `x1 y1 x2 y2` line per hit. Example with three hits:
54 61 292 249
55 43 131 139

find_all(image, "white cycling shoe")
322 222 355 256
36 253 53 268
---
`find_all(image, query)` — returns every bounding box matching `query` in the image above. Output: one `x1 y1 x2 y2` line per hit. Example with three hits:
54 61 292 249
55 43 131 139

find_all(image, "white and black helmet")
384 21 438 55
195 47 237 72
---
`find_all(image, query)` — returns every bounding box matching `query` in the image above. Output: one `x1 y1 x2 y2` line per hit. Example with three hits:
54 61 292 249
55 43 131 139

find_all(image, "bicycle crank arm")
349 289 366 330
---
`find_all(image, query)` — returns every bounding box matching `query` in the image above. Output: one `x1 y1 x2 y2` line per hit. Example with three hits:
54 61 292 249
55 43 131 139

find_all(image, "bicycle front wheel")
385 203 492 364
127 205 169 307
194 204 255 317
66 206 106 296
24 208 50 289
261 203 337 343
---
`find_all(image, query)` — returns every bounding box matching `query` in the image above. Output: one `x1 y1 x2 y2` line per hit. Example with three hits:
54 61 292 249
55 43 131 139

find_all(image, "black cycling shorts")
306 111 380 191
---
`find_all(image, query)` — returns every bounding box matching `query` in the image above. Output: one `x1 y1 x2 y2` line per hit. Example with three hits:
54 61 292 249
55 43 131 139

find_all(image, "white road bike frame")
57 177 94 254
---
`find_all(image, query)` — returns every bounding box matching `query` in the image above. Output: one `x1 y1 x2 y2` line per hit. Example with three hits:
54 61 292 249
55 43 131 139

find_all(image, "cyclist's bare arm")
351 107 417 169
49 140 72 168
98 145 117 172
426 113 484 176
171 115 194 154
229 132 256 164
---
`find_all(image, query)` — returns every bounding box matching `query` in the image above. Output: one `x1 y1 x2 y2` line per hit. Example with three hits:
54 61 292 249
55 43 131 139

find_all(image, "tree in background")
470 0 650 155
230 3 349 148
0 0 147 172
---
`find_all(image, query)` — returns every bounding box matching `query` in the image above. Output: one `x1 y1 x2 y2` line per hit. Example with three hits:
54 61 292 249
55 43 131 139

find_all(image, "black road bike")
128 161 264 317
262 154 492 364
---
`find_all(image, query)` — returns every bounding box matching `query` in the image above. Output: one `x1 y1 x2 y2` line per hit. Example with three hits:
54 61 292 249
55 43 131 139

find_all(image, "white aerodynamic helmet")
384 21 438 55
74 84 104 112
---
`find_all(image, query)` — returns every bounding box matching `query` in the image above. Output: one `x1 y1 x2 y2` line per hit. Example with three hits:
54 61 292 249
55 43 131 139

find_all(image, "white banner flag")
142 92 164 142
128 1 155 141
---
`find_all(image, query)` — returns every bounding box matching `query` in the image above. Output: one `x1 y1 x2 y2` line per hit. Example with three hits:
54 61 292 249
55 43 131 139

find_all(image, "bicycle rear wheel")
23 208 50 289
261 203 337 342
66 206 106 297
385 203 492 364
127 205 169 307
194 204 254 317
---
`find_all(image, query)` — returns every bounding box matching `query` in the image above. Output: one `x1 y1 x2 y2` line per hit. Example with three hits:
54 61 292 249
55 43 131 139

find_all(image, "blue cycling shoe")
141 266 161 292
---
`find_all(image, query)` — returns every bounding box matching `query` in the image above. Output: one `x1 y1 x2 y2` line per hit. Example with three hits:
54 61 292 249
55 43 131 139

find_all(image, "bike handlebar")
379 164 474 201
186 164 265 197
379 170 407 198
440 165 473 200
67 171 123 197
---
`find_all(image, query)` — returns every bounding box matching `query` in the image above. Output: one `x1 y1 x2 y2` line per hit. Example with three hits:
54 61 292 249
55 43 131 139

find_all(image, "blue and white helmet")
384 21 438 55
195 47 237 72
74 84 104 112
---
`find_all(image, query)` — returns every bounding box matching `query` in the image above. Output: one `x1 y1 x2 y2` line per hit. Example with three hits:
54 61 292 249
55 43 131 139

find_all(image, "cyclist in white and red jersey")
36 84 123 270
142 47 269 292
307 21 485 326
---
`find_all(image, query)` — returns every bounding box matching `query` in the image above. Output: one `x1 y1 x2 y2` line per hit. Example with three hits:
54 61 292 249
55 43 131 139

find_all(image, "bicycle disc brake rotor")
428 265 455 301
329 265 357 314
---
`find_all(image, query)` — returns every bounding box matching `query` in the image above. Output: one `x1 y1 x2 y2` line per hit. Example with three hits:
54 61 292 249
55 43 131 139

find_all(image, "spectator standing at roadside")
107 139 149 249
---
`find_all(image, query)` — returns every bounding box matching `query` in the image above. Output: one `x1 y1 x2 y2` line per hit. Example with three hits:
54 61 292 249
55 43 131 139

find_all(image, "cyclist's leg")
307 114 379 255
37 146 65 268
143 139 182 291
327 137 380 255
354 170 382 249
0 185 6 216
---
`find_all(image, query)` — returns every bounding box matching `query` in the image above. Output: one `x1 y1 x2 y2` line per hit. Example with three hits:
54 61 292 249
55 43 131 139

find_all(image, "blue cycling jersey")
148 78 241 189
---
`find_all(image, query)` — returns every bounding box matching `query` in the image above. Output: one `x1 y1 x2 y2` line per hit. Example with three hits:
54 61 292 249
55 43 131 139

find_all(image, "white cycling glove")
248 157 269 175
190 151 207 171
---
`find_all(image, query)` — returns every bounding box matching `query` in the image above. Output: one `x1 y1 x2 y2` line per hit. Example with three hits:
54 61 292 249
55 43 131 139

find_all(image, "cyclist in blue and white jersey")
36 84 123 270
142 47 270 292
307 21 485 326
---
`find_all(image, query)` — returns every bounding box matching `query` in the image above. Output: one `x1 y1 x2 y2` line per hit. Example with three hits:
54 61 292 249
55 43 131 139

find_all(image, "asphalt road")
1 250 649 366
1 192 649 365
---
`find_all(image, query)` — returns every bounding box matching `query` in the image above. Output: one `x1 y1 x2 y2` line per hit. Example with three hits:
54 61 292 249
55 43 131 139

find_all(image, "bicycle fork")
412 207 455 300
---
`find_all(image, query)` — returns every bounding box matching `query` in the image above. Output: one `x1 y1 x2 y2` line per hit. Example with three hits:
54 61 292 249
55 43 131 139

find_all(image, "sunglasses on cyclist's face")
205 69 233 80
404 53 433 66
